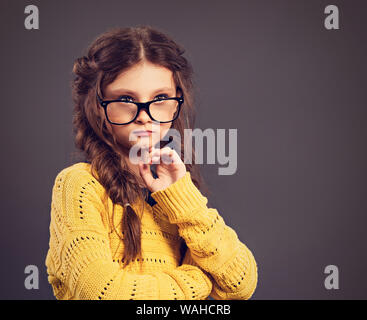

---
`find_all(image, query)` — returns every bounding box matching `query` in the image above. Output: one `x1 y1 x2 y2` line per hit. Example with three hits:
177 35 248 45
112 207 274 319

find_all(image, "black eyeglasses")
96 91 184 125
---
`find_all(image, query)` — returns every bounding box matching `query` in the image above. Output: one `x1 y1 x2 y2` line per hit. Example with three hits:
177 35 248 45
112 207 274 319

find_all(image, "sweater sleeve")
151 171 258 300
45 167 213 300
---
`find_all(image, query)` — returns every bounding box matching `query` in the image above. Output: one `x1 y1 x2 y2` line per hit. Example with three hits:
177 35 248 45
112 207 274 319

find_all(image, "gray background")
0 0 366 299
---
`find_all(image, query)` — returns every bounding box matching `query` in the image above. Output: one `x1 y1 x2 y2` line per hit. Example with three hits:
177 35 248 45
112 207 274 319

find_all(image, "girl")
45 25 258 300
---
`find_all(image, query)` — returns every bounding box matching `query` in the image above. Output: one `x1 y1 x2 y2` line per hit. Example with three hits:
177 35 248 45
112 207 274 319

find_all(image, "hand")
138 146 187 193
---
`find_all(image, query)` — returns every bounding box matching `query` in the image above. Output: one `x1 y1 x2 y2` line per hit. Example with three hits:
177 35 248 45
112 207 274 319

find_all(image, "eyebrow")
109 87 175 97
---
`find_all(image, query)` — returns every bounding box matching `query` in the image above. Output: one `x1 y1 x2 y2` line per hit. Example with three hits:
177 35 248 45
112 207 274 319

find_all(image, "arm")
181 242 258 300
151 171 258 300
45 167 212 300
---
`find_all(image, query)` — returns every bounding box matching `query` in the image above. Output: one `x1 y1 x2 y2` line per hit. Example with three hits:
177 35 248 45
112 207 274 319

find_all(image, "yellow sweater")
45 162 258 300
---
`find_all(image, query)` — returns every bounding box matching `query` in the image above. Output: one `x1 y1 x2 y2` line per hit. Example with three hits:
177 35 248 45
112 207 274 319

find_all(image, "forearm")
151 171 258 299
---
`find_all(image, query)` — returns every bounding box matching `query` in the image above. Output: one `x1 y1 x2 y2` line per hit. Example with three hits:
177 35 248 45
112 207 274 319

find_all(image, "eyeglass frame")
96 91 184 125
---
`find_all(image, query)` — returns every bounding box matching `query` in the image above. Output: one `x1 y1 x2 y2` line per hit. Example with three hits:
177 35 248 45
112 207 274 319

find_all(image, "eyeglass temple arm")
96 92 104 105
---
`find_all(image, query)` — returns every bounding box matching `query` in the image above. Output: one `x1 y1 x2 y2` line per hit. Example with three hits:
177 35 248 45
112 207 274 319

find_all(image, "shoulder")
51 162 106 209
52 162 105 200
53 162 100 190
54 161 93 178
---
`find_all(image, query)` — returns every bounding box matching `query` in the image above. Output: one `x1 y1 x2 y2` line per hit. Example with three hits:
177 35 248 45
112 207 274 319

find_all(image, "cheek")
111 126 132 145
158 123 172 140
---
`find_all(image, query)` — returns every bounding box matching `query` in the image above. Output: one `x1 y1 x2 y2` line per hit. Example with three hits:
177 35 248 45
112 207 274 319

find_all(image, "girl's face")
103 60 176 157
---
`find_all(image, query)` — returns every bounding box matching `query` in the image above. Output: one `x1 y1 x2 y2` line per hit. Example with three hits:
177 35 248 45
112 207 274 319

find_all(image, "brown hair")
71 25 208 267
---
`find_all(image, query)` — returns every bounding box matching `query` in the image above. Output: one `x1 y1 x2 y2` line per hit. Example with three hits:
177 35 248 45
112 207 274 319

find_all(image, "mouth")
134 130 153 137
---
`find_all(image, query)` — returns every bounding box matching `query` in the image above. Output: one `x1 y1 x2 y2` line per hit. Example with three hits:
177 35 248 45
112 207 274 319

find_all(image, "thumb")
138 161 155 189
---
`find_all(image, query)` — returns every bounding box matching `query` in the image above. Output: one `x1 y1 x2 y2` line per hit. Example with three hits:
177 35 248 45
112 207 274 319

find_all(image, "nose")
135 108 152 124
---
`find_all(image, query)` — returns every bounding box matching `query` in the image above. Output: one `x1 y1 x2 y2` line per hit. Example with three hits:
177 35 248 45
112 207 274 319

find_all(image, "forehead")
105 61 176 96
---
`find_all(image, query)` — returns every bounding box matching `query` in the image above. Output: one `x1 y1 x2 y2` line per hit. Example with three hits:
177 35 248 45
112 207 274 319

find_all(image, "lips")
134 130 153 136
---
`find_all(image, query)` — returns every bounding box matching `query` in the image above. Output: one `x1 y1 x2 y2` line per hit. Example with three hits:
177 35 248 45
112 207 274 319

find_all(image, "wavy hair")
70 25 208 267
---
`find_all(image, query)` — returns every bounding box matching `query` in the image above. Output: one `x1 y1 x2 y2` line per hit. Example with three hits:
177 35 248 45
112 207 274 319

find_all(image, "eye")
154 94 169 100
118 94 169 102
119 95 134 102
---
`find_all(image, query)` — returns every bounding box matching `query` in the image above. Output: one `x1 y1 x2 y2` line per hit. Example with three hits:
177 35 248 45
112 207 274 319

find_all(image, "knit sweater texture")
45 162 258 300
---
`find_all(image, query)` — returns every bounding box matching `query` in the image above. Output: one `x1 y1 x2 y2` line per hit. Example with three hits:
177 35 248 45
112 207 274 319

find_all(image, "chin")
133 139 153 150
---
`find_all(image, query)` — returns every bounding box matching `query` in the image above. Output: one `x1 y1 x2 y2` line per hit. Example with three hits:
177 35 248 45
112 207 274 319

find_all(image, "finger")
151 155 161 164
161 148 174 165
149 147 160 160
138 161 155 187
162 147 181 165
149 147 164 164
140 147 151 164
150 147 169 165
149 147 179 164
169 149 182 164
